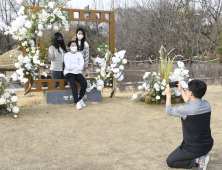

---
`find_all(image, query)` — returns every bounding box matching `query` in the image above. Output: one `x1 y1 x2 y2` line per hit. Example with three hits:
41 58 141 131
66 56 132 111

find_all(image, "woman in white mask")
72 28 89 77
64 41 87 110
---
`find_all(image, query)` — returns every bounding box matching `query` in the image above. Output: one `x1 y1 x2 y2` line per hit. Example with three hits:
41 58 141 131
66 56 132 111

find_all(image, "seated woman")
48 32 67 88
64 41 87 110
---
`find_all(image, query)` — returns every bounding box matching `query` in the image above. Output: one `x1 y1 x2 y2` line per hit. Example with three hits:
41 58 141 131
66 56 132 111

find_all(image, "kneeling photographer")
165 80 213 170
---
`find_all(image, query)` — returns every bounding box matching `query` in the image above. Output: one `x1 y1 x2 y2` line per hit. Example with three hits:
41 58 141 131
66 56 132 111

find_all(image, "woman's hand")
83 67 87 71
72 34 77 41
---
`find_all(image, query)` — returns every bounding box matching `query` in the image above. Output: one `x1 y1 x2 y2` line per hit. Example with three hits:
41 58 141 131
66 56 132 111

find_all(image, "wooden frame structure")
24 6 116 93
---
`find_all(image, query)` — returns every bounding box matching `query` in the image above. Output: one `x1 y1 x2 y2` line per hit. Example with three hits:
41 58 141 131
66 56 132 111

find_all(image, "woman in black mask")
48 32 67 88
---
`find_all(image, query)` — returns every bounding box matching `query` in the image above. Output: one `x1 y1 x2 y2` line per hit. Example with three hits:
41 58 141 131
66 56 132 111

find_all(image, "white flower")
143 72 151 79
177 61 185 68
131 94 137 100
118 74 124 81
138 86 144 91
0 74 5 78
7 107 12 112
47 25 52 29
142 83 147 88
18 55 24 62
156 95 160 100
162 91 166 96
112 57 121 63
175 90 181 96
119 65 124 70
3 92 10 99
11 96 18 103
181 81 188 89
114 72 121 79
15 62 20 68
115 50 126 59
182 69 189 75
122 59 127 64
39 14 43 19
25 21 32 28
14 115 18 118
21 78 28 84
152 72 157 76
97 48 101 52
25 63 32 70
48 2 54 8
13 107 19 113
145 72 151 77
154 83 159 90
37 31 43 37
156 88 160 91
11 73 18 81
29 39 35 47
111 63 117 68
23 56 31 64
96 68 100 73
53 26 59 31
42 72 47 77
17 0 23 4
97 85 103 91
53 8 59 14
0 98 5 105
113 68 120 73
42 10 47 17
161 86 165 90
38 24 43 30
26 72 29 75
16 68 24 76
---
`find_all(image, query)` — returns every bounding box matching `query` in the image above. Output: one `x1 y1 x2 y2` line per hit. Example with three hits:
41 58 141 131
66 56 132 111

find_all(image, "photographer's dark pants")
166 144 212 169
65 73 87 103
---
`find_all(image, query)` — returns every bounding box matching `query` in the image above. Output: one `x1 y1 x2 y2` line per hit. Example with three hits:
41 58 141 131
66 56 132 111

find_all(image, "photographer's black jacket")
166 99 213 153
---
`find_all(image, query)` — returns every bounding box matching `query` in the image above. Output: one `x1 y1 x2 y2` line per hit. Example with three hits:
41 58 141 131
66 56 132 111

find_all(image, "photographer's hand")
176 81 183 92
176 80 189 103
165 85 172 106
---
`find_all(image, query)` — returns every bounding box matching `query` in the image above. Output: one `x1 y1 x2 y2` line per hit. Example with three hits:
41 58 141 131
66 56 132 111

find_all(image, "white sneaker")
76 102 82 110
80 99 86 107
198 155 210 170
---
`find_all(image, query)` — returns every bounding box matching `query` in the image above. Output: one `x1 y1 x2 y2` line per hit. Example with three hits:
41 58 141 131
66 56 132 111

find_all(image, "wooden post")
110 11 116 98
189 57 192 66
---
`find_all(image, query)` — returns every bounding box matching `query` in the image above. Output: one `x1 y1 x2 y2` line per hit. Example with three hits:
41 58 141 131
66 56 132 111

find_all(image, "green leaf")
151 97 155 101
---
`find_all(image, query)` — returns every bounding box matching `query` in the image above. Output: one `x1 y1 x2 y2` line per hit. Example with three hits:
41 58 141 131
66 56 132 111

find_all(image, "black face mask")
57 39 64 45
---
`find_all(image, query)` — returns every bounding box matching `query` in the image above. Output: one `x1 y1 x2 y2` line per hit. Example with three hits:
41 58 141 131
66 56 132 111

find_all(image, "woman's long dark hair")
52 32 67 53
76 28 86 51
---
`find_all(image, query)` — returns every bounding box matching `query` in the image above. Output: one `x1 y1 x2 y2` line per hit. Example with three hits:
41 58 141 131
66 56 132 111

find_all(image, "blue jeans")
51 70 66 88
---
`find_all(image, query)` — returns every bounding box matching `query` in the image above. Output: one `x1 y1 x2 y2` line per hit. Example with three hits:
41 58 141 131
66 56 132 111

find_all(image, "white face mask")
77 35 84 40
70 46 77 52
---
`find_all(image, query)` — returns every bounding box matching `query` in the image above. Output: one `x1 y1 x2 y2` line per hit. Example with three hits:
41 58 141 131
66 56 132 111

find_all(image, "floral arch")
0 0 127 97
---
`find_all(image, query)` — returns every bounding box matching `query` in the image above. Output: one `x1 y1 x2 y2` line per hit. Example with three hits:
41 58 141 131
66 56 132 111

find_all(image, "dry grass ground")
0 86 222 170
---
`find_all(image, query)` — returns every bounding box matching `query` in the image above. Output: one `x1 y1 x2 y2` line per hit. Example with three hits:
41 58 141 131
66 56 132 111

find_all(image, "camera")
169 81 178 88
